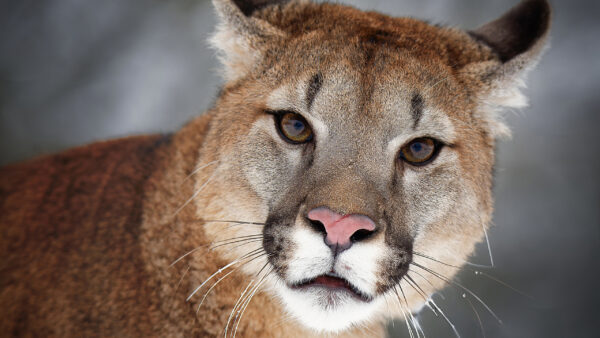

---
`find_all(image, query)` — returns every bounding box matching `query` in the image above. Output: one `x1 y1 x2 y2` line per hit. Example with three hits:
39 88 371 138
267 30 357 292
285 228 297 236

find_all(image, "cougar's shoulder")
0 135 171 335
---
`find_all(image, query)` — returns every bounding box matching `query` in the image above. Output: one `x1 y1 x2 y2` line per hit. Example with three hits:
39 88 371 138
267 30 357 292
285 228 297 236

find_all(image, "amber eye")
275 111 313 144
399 137 440 166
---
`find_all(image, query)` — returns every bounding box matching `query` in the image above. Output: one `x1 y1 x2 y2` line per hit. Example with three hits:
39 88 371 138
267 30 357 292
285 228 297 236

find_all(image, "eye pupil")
411 142 423 153
293 121 304 132
283 117 305 136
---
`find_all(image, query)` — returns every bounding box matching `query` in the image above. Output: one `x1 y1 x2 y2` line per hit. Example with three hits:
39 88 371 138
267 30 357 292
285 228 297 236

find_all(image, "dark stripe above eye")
411 93 424 129
306 72 323 111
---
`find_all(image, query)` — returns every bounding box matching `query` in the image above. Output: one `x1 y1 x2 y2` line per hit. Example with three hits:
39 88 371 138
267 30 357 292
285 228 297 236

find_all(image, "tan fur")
0 0 550 336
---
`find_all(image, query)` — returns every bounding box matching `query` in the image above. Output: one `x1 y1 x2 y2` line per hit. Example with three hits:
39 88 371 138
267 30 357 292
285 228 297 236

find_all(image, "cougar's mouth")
290 272 373 302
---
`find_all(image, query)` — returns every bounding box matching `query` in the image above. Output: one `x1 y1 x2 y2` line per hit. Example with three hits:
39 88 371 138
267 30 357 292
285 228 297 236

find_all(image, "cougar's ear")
470 0 551 64
462 0 551 138
210 0 292 81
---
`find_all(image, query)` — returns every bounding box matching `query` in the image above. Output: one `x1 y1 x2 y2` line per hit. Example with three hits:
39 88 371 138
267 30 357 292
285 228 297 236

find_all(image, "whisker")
252 260 271 279
196 252 268 314
232 281 263 338
413 251 492 270
210 234 264 244
414 251 490 269
174 264 191 294
173 167 218 216
170 246 204 267
383 293 394 329
425 297 461 338
210 239 262 250
180 219 267 226
393 286 415 338
481 222 495 267
464 294 486 338
159 219 266 262
223 222 264 230
403 277 437 336
170 236 263 267
188 262 236 301
463 261 495 269
409 268 436 290
197 268 239 314
225 264 271 337
232 268 272 338
232 266 271 321
476 271 533 300
218 239 269 253
183 160 219 184
187 260 240 300
172 244 214 267
411 262 503 325
413 252 531 299
405 274 432 309
224 279 256 337
413 252 461 268
186 248 264 301
208 234 263 247
399 284 422 338
412 316 426 338
209 238 264 251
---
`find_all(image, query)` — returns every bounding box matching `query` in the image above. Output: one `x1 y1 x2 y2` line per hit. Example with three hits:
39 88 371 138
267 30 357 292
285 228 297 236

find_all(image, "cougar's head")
195 0 550 333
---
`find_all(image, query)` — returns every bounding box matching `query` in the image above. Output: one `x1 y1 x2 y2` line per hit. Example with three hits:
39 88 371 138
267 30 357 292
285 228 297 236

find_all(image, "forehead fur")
220 3 489 153
212 0 550 139
228 2 499 138
256 2 496 71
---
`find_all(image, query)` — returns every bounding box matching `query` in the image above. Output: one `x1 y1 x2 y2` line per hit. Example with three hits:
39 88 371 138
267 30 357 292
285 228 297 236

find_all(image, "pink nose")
307 207 376 249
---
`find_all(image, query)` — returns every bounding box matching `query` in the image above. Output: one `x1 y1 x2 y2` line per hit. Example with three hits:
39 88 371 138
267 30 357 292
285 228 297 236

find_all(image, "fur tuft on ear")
210 0 290 82
463 0 551 138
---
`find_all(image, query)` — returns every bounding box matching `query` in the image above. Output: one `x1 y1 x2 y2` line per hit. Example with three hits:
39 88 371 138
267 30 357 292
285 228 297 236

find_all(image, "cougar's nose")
307 207 376 252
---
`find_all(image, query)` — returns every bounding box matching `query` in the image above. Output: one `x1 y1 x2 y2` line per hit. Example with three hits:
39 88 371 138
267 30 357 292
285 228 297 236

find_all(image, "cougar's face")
194 0 551 332
207 36 494 332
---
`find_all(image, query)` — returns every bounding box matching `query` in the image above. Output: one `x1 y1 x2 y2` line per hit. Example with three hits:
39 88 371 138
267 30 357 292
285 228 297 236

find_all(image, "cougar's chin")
273 275 385 333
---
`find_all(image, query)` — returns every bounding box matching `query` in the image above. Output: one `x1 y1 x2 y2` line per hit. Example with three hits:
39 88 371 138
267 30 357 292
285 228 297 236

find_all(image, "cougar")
0 0 551 336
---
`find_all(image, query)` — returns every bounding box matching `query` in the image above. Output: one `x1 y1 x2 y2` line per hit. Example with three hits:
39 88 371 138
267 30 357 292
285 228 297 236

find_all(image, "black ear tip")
516 0 552 34
511 0 552 42
528 0 552 15
233 0 290 16
470 0 552 63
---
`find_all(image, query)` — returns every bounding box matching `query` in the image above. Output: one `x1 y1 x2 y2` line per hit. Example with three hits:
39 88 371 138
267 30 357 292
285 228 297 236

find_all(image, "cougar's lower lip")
290 273 373 302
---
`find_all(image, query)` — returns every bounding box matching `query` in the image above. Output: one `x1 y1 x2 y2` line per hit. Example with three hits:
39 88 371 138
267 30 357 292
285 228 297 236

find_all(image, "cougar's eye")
274 111 313 144
399 137 440 166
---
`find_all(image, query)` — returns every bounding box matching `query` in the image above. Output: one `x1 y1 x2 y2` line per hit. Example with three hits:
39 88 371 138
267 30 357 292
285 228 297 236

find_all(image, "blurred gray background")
0 0 598 337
